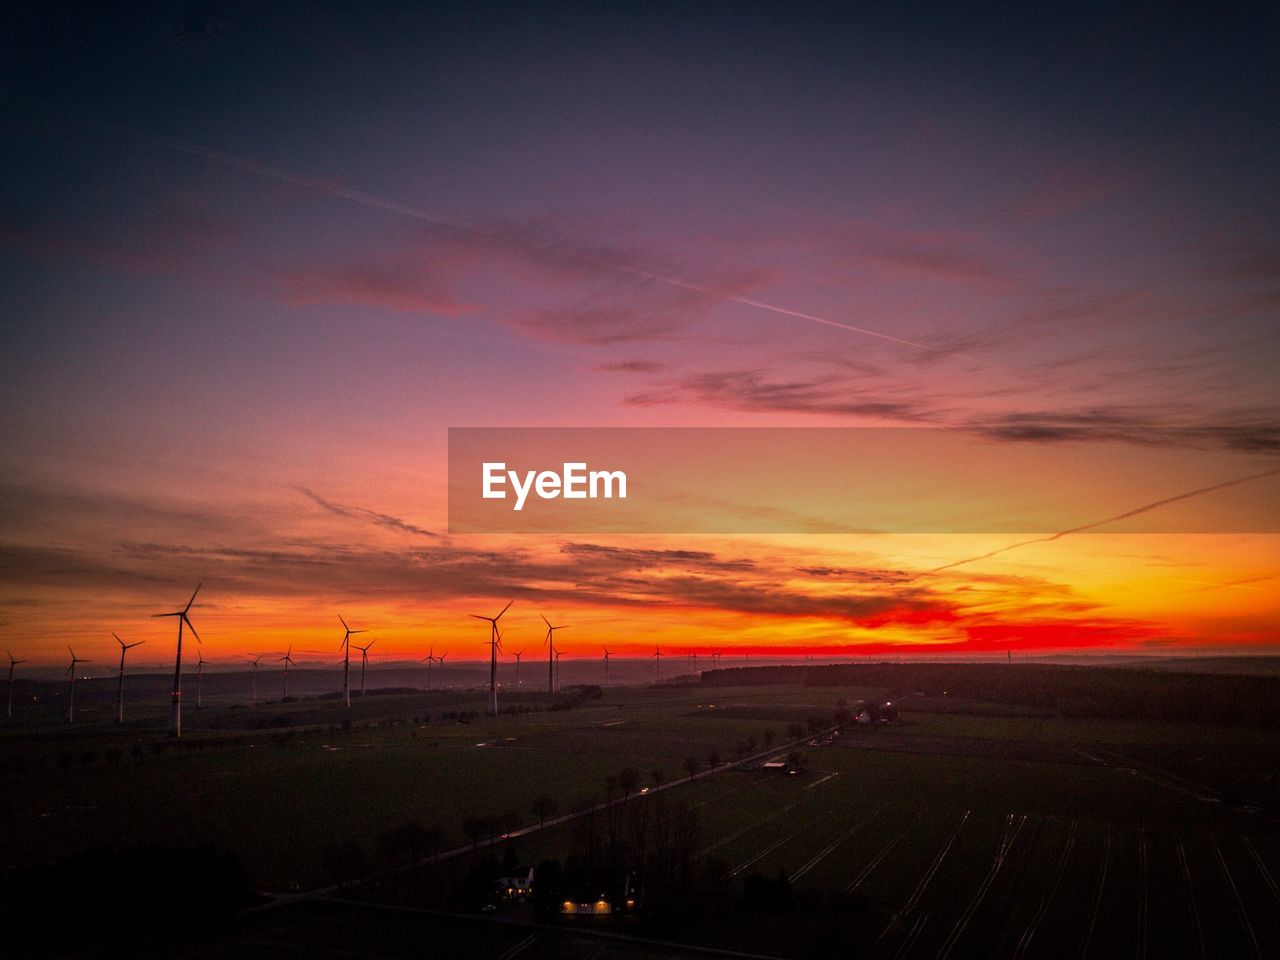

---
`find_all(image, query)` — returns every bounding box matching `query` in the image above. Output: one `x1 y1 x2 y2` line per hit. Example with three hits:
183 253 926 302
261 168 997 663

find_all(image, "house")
560 873 640 915
496 866 534 901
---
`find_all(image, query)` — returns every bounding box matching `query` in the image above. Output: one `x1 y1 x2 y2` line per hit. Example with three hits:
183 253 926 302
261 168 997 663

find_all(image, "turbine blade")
495 600 513 621
183 614 200 643
184 583 202 613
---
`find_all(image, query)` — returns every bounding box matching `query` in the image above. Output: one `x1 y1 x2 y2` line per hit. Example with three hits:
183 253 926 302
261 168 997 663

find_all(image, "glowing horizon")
2 5 1277 668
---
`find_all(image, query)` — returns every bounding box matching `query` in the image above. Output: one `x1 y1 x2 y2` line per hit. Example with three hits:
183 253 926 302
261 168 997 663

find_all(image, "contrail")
57 107 981 361
638 272 946 353
925 466 1280 575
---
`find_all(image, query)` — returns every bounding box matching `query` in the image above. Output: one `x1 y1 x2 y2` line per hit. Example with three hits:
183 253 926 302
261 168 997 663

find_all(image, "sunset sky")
1 2 1277 668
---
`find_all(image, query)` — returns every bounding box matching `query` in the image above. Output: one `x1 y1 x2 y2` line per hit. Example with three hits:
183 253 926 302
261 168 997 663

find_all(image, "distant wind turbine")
246 654 263 706
512 648 524 687
540 615 566 695
7 651 26 720
338 615 366 709
651 645 663 684
66 646 90 723
471 601 512 715
603 648 612 685
153 583 201 738
194 651 206 709
554 647 562 693
421 645 437 691
354 640 374 697
277 645 294 701
113 633 144 724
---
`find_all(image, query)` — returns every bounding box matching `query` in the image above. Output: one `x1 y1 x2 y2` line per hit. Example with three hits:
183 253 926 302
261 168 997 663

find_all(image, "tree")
376 820 428 868
532 859 563 917
763 728 775 750
462 814 486 851
531 795 557 828
706 748 720 769
650 767 664 788
424 823 445 861
619 766 639 799
684 754 699 781
321 840 369 887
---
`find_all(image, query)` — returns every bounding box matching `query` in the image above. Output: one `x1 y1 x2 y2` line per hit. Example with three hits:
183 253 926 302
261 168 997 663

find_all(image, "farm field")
6 678 1280 958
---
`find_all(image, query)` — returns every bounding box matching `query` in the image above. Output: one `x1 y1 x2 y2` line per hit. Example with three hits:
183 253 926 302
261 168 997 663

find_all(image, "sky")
1 1 1277 668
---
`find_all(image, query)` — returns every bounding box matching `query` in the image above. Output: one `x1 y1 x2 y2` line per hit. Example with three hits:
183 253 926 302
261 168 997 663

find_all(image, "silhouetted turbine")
114 633 144 724
540 615 566 695
153 583 201 738
354 639 374 696
277 645 294 701
66 646 90 723
338 615 366 709
471 601 511 715
7 651 26 720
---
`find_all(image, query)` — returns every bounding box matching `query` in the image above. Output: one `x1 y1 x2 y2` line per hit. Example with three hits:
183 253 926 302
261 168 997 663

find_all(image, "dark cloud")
296 487 438 538
626 369 939 421
597 360 666 373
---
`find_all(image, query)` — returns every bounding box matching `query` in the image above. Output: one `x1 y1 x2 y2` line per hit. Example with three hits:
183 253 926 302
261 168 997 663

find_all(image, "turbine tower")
554 647 562 692
338 615 366 708
66 646 90 723
540 615 566 695
651 645 662 684
246 655 263 706
354 640 374 697
153 583 201 738
7 651 26 720
470 601 511 716
512 649 524 686
421 646 436 691
603 648 612 685
277 645 294 701
113 633 144 724
194 651 206 709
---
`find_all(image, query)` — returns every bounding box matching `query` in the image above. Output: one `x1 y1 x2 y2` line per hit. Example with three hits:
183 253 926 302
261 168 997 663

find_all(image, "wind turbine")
421 646 436 691
153 583 201 738
540 615 566 695
690 652 698 674
602 648 612 685
277 645 295 701
113 633 145 724
338 615 366 709
512 649 525 687
66 646 90 723
194 651 206 709
354 640 374 697
435 652 447 688
471 601 511 715
651 645 663 684
554 647 562 692
7 651 26 720
246 655 263 706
